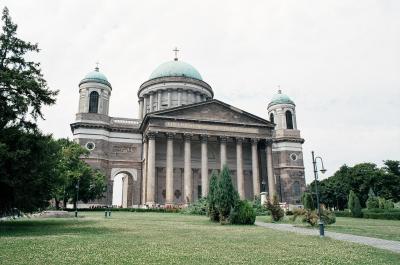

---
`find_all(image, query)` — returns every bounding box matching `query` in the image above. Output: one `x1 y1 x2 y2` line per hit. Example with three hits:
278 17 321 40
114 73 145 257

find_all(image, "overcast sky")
3 0 399 184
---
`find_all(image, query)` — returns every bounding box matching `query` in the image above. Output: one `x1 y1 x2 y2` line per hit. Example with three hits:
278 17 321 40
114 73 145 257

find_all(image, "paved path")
255 221 400 253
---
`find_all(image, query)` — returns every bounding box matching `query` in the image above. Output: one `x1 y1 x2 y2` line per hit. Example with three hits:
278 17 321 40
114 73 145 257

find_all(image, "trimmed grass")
0 212 399 265
257 215 400 241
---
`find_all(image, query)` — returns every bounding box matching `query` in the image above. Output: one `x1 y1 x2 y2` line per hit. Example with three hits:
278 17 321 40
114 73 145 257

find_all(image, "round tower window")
290 153 297 161
86 142 95 151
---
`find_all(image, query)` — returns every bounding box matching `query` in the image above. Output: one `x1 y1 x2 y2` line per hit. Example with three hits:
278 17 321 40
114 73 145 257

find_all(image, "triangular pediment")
148 99 273 127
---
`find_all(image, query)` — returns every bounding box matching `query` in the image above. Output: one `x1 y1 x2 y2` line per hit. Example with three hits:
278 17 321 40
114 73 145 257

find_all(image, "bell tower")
78 65 112 115
268 89 305 204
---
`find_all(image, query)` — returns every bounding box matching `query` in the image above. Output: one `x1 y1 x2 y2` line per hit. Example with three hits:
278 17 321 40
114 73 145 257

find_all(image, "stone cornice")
273 137 305 144
70 121 141 134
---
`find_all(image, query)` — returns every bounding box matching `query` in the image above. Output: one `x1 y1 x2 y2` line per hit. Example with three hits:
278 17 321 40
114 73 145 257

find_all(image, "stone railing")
110 117 141 127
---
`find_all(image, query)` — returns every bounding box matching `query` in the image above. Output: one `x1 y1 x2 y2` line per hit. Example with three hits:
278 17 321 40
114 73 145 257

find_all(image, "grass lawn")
257 215 400 241
1 212 399 265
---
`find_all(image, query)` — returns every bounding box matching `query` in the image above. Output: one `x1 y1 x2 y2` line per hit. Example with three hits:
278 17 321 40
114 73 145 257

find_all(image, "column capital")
166 132 175 140
183 133 192 141
200 134 208 143
251 138 259 144
266 138 273 145
219 136 228 143
236 137 245 144
147 131 157 139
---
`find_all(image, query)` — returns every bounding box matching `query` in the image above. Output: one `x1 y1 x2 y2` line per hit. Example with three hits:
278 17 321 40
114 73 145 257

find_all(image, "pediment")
149 100 273 127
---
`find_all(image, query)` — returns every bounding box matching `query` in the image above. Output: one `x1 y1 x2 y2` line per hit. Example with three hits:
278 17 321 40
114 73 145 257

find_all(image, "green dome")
268 90 295 107
79 67 112 88
149 60 202 80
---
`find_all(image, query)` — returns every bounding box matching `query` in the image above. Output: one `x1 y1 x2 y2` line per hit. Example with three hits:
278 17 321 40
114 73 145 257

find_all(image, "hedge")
334 209 400 220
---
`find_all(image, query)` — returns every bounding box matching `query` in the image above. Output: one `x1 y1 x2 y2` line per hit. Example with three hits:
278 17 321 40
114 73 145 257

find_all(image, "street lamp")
75 179 80 218
311 151 327 237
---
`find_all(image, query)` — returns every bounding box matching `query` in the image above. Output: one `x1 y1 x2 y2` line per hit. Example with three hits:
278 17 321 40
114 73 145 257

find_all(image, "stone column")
183 134 192 204
220 136 227 169
167 89 172 108
138 98 143 119
166 133 174 205
251 138 260 197
201 135 208 197
157 91 162 111
187 90 192 104
236 138 245 199
146 132 156 206
177 89 182 106
141 138 148 205
149 92 154 112
143 95 148 115
266 139 276 200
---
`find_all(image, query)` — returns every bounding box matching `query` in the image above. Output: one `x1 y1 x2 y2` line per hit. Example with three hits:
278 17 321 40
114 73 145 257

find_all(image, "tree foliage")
309 161 400 210
0 7 58 130
207 171 219 222
348 190 362 218
301 192 315 210
265 194 284 222
215 165 239 223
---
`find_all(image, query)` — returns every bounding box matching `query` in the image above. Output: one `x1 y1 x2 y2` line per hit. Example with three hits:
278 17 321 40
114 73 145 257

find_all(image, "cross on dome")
95 61 100 72
173 47 179 61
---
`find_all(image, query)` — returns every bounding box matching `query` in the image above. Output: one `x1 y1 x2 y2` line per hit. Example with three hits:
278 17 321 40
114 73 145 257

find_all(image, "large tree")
0 7 58 130
53 139 106 209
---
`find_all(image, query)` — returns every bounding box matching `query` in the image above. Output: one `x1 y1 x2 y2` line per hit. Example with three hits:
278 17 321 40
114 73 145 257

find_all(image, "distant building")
70 54 305 207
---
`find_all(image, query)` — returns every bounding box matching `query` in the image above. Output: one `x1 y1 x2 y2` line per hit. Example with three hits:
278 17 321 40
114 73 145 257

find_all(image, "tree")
301 192 315 210
53 139 106 209
207 171 219 222
0 7 58 130
0 127 60 215
348 190 362 218
215 165 239 223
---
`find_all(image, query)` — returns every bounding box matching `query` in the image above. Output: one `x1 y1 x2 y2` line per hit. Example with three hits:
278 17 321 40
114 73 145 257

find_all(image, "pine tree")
216 165 239 223
207 170 219 222
301 192 315 210
348 190 362 218
0 7 58 130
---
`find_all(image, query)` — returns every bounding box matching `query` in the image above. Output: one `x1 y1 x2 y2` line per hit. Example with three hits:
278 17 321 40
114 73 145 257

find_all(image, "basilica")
70 53 306 207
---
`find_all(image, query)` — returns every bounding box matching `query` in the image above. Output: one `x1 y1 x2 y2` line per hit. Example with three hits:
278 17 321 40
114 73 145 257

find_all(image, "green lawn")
257 215 400 241
1 212 399 265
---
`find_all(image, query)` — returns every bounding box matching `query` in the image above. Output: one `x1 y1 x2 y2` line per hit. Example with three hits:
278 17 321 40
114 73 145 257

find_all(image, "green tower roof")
79 67 112 88
268 90 295 107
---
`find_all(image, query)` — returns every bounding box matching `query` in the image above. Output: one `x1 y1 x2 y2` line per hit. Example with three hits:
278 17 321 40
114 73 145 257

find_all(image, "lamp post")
311 151 327 237
75 179 80 218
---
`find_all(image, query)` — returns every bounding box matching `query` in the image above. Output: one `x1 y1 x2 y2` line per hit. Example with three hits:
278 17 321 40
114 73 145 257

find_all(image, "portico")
140 99 276 206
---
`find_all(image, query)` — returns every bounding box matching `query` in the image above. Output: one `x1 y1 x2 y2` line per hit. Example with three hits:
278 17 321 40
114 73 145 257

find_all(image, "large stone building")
70 54 306 207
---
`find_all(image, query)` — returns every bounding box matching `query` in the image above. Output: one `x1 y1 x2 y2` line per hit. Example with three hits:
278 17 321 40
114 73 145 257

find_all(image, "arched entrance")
111 168 137 208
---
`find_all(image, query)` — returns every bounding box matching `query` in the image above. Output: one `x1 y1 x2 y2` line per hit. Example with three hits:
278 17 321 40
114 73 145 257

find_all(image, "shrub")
366 196 379 209
301 192 315 210
251 196 268 216
320 209 336 225
362 210 400 220
207 171 219 222
230 200 256 225
216 165 239 223
348 190 362 218
285 210 293 216
265 194 284 222
334 210 352 217
181 197 207 215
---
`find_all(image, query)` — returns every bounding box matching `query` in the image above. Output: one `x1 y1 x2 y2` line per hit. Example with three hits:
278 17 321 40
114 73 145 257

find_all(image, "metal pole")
75 179 79 218
312 151 324 236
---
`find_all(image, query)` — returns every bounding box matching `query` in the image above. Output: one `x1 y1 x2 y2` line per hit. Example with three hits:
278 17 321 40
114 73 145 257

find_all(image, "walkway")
255 221 400 253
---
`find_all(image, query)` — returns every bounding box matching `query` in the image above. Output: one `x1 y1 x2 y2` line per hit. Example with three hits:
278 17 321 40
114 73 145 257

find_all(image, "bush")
348 190 363 218
362 211 400 220
230 200 256 225
181 197 207 215
334 210 352 217
292 208 318 226
265 194 284 222
320 209 336 225
366 196 379 209
216 165 239 223
251 196 268 216
207 171 219 222
285 210 293 216
301 192 315 210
